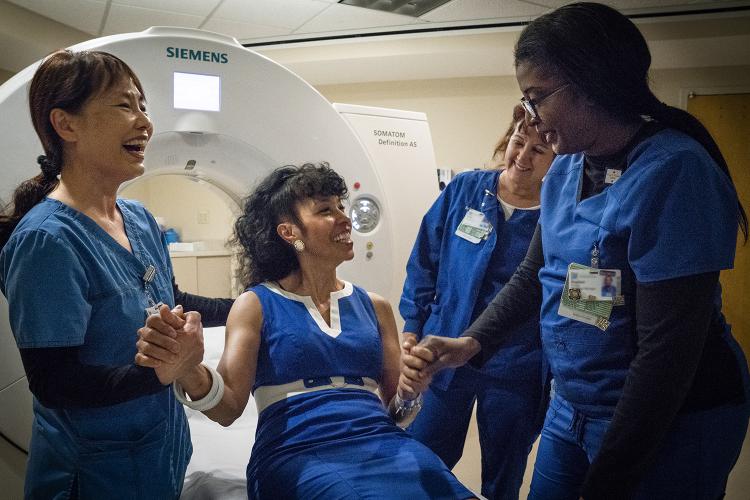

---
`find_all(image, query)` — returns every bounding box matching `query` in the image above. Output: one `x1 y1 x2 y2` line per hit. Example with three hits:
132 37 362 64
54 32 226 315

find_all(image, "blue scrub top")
539 128 738 417
400 170 542 389
0 198 191 499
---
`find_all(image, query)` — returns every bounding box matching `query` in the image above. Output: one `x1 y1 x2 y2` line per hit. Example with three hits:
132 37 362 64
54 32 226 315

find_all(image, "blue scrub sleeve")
2 230 90 348
623 148 737 283
399 181 455 336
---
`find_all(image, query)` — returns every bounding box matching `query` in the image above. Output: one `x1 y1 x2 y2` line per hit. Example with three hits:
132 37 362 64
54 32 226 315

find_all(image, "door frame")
679 85 750 110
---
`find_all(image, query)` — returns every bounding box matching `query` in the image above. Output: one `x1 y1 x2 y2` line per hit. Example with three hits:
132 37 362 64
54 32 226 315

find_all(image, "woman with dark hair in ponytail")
0 50 202 498
402 3 750 499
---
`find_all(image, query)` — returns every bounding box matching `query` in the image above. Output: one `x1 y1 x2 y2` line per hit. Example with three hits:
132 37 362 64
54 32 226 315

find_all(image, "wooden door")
688 93 750 358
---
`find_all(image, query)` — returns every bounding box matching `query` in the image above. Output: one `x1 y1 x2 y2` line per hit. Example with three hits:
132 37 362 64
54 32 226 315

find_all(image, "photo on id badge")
569 268 621 300
455 208 492 244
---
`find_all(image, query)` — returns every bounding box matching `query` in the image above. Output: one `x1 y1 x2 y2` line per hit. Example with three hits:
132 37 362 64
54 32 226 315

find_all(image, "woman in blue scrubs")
0 50 201 498
402 3 750 499
400 105 554 499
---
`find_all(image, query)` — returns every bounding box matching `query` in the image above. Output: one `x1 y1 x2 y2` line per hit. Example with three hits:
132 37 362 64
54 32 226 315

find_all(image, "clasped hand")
399 334 482 395
135 304 204 385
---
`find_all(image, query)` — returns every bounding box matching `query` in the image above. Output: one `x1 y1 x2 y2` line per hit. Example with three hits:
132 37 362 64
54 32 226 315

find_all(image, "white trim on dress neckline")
261 281 353 338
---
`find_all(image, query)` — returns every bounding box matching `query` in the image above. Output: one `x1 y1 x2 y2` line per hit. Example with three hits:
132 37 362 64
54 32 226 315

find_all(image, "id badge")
605 168 622 184
568 267 621 301
455 208 492 244
558 263 621 331
145 301 165 317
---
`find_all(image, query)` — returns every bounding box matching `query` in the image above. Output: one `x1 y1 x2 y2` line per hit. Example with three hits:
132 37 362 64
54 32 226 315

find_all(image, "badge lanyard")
482 189 495 210
590 223 603 269
591 242 600 269
142 264 164 316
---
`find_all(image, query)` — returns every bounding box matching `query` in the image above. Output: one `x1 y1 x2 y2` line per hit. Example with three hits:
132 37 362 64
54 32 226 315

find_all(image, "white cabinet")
170 251 234 298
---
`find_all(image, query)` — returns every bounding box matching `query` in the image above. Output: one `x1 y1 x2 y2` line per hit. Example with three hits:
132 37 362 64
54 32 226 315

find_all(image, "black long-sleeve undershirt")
19 348 166 409
20 281 234 409
171 275 234 328
581 271 743 499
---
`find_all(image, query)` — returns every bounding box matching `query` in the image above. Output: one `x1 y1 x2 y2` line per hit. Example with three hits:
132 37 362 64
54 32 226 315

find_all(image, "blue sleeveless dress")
246 281 474 500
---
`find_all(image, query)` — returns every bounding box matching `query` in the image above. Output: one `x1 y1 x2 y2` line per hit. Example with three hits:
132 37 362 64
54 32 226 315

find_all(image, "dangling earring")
293 240 305 252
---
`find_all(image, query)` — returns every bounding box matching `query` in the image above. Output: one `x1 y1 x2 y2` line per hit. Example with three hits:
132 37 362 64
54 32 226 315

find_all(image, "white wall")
0 0 89 74
319 76 519 172
315 64 750 175
0 68 12 85
650 65 750 106
120 175 237 245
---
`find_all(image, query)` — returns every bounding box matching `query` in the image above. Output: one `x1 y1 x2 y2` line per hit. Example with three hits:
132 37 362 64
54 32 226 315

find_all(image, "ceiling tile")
202 18 292 41
609 0 720 8
422 0 548 22
295 3 423 34
8 0 107 34
112 0 220 17
102 4 204 36
529 0 723 11
212 0 331 29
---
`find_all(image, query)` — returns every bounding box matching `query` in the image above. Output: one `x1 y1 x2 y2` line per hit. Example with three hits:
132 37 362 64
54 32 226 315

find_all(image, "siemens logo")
166 47 228 64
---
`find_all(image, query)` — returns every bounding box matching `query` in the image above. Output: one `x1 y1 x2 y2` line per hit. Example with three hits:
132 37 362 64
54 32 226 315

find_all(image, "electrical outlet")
198 211 209 224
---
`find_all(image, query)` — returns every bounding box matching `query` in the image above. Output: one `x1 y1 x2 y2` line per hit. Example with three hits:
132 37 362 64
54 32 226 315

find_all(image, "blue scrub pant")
530 373 750 500
408 366 545 500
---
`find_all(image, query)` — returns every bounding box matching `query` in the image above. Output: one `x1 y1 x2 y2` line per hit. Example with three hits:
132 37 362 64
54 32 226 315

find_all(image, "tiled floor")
452 404 750 500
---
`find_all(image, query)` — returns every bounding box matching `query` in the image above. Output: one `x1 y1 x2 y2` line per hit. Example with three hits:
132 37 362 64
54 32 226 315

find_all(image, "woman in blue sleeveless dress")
136 163 475 499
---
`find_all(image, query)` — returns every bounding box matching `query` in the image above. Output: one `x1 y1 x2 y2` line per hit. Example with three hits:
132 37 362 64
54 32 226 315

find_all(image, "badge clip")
142 264 156 283
595 317 610 331
145 301 165 317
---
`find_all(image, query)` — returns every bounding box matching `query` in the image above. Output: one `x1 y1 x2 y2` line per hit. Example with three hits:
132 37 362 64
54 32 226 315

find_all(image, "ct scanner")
0 27 440 495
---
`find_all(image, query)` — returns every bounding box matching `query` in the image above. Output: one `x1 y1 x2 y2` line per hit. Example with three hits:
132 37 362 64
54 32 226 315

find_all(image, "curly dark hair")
231 162 349 287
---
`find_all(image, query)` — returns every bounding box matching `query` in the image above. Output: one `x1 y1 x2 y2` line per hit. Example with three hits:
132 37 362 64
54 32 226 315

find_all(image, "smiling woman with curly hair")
136 162 476 500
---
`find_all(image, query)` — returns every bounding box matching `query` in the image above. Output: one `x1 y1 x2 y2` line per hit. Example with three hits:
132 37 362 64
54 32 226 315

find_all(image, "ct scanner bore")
0 26 397 452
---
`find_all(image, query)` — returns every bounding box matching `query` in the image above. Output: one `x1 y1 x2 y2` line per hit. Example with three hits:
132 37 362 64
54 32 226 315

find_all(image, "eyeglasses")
520 83 570 121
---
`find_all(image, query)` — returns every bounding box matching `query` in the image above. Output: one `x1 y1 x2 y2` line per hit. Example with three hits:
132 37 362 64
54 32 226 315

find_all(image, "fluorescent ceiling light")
338 0 453 17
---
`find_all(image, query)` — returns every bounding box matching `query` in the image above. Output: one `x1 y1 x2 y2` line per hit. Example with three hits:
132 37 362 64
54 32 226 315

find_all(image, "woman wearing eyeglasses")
402 3 750 499
399 105 554 500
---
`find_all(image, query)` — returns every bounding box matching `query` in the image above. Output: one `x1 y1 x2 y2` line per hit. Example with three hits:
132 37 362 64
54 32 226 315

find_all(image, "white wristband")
173 364 225 412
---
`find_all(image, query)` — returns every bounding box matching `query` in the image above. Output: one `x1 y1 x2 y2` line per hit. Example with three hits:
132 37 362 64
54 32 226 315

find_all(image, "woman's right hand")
403 335 482 383
135 304 205 385
401 332 418 355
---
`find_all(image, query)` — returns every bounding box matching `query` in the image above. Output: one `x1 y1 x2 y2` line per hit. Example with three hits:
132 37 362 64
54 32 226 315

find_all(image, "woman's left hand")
136 304 205 384
397 372 420 401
